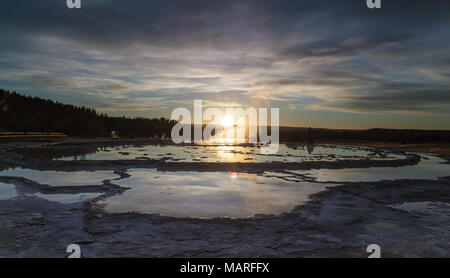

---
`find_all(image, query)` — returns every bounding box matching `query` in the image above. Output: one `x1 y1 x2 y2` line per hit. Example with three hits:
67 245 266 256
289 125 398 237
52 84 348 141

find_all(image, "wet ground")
0 139 449 257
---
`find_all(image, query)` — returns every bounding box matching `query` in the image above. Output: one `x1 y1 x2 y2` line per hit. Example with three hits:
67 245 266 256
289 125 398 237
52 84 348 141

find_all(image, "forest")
0 89 176 138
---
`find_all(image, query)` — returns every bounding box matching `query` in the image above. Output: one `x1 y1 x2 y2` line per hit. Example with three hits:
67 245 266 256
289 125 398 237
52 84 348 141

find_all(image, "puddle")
99 169 338 218
0 167 118 187
17 144 406 163
0 182 17 200
288 155 450 182
34 192 103 204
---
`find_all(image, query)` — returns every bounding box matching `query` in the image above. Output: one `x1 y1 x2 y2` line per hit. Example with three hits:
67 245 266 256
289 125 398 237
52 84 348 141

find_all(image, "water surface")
99 169 338 218
27 144 406 163
34 192 102 204
0 182 17 200
0 168 118 186
288 155 450 182
5 145 448 219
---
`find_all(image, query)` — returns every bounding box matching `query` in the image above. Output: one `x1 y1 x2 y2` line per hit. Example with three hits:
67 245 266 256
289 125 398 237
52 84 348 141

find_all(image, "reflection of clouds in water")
0 182 17 200
100 169 337 218
34 192 102 204
0 168 118 187
289 155 450 182
53 144 406 163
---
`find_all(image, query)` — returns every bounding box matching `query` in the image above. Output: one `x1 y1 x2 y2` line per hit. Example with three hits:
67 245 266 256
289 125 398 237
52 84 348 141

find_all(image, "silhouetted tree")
0 89 176 138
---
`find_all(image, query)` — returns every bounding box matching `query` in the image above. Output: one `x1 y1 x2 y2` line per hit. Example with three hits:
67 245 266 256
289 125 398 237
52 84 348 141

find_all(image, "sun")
222 115 234 128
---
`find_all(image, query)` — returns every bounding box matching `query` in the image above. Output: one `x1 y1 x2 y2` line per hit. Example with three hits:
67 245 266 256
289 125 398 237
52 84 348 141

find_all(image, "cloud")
278 35 411 60
316 83 450 114
0 0 449 127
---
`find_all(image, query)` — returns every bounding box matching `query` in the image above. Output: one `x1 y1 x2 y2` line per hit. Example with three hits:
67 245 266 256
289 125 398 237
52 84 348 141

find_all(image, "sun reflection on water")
230 171 237 178
216 145 247 162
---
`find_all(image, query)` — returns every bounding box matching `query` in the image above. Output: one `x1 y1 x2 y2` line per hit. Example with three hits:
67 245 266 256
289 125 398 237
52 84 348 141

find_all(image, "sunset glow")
222 115 234 128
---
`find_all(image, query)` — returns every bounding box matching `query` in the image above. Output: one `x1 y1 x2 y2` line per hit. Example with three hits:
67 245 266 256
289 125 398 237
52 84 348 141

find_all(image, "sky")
0 0 449 129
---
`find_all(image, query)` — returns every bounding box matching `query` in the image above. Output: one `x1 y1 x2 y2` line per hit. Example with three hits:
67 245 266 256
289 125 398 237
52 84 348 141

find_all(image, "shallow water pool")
34 192 103 204
32 144 407 163
99 169 338 218
0 182 17 200
288 155 450 182
0 168 119 187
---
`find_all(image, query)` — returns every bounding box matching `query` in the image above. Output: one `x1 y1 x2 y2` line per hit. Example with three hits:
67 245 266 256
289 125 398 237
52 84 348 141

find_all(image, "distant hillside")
0 89 176 138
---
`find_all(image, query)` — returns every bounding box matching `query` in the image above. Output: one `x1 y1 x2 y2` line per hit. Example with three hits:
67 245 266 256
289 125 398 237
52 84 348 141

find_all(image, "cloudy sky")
1 0 449 129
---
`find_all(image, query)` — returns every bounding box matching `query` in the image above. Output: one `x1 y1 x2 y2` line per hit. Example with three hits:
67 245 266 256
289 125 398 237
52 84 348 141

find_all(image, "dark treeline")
280 127 450 144
0 89 176 138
